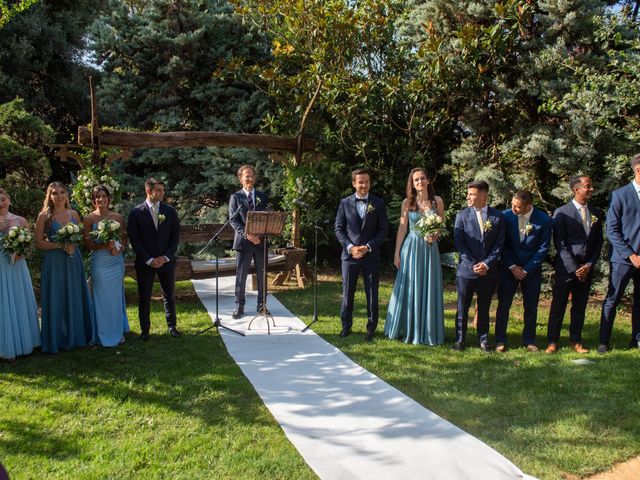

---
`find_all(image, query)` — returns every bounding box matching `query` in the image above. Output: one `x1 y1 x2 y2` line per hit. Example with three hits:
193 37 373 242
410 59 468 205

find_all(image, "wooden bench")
125 223 307 283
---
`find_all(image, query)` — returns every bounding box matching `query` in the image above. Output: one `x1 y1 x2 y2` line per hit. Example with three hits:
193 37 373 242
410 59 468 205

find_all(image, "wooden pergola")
53 78 319 286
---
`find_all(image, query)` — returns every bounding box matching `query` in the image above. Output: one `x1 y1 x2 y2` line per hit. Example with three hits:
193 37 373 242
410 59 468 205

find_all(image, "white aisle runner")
193 277 535 480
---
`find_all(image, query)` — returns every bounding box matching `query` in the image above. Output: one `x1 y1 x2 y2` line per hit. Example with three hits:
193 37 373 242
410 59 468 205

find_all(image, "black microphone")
229 204 245 220
292 198 310 208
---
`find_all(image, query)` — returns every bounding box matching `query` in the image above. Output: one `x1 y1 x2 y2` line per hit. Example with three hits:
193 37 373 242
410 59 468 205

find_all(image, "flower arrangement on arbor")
71 164 122 216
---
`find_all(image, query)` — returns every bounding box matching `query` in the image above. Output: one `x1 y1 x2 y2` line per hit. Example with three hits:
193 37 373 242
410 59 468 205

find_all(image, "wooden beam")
89 76 101 165
77 127 316 153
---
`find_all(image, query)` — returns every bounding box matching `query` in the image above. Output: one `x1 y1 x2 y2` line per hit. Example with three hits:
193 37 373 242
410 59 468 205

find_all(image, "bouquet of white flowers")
52 222 83 256
414 212 448 240
89 219 121 244
1 225 33 264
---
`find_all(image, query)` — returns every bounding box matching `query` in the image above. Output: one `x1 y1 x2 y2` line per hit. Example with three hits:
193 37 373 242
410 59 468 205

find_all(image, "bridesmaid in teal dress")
83 185 129 347
385 168 445 345
0 188 40 361
35 182 96 353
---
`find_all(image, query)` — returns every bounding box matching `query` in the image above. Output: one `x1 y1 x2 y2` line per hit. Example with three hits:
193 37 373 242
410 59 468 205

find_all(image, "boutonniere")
366 203 375 215
590 215 598 226
521 223 534 236
256 196 262 206
483 220 493 232
158 214 166 224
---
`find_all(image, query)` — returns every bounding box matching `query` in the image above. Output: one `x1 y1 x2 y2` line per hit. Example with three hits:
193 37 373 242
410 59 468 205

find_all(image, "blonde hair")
41 182 70 232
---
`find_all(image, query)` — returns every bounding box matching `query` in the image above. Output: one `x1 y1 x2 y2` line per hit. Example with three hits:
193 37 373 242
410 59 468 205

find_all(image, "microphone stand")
196 207 245 337
302 219 320 332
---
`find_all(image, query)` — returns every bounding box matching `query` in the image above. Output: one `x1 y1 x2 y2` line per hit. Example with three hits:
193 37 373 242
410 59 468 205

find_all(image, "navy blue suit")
600 183 640 345
334 193 388 333
495 207 552 345
547 202 603 344
454 206 505 344
229 189 269 309
127 201 180 333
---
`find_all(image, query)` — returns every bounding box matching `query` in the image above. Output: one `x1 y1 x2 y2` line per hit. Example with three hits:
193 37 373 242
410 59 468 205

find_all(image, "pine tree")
90 0 274 218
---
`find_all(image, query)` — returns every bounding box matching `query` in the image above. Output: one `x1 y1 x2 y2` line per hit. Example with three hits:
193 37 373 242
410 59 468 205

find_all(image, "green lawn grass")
2 275 639 479
0 279 316 480
275 275 640 479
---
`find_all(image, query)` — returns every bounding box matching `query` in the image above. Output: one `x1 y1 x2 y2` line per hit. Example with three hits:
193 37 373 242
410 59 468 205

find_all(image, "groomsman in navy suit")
127 177 181 340
335 168 388 341
229 165 270 319
598 154 640 354
545 176 603 354
453 180 505 352
495 190 552 352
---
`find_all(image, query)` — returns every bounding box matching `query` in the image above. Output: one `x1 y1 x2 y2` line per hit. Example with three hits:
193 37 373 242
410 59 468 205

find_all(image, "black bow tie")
355 198 368 203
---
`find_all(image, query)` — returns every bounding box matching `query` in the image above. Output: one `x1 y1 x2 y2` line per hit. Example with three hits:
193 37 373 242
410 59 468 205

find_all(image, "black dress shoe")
480 342 492 353
232 307 244 319
452 341 465 351
339 328 351 338
168 327 182 338
139 332 150 342
597 344 608 355
629 338 640 349
365 331 375 342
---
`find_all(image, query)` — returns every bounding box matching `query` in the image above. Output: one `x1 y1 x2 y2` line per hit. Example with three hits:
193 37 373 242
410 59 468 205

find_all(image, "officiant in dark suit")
598 154 640 354
545 176 603 354
229 165 269 319
335 168 388 341
127 177 181 341
453 180 505 352
495 190 552 352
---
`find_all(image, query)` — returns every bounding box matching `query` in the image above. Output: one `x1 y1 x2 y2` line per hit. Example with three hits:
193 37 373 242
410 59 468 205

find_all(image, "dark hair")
631 154 640 169
569 175 588 190
351 168 370 182
406 168 436 211
92 185 112 203
467 180 489 192
237 164 256 177
513 190 534 204
145 177 164 190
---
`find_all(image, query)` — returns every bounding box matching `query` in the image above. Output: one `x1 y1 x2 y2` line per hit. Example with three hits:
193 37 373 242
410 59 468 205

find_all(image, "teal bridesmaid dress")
385 210 445 345
40 220 96 353
0 233 41 360
89 224 129 347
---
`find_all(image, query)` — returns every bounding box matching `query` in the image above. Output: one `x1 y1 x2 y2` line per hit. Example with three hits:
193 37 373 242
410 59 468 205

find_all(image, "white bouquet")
1 225 33 264
415 212 448 240
89 218 121 244
52 222 83 256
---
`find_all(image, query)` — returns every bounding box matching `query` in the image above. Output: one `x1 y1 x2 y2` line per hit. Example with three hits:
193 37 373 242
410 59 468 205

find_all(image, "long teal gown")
0 233 41 360
384 210 445 345
40 220 96 353
89 225 129 347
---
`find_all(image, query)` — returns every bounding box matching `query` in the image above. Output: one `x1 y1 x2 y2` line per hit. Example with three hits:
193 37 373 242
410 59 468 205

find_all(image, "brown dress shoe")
570 342 589 354
495 343 506 353
525 344 539 353
545 343 557 354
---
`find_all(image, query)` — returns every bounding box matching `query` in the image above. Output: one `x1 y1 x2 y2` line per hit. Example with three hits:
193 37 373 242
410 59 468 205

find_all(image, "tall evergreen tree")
90 0 274 218
0 1 105 140
405 0 640 211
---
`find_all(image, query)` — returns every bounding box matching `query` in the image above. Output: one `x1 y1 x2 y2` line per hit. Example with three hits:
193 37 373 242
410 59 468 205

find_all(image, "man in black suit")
598 154 640 354
545 176 603 354
335 168 388 341
127 177 181 340
453 180 505 352
229 165 269 319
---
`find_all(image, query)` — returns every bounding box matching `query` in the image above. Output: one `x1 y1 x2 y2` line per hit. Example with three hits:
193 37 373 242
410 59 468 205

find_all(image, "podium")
245 210 287 334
